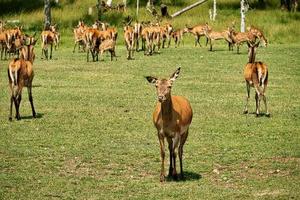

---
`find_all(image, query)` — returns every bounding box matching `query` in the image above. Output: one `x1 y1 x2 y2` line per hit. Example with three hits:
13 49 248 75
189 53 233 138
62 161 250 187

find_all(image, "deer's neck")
161 96 173 121
249 49 256 63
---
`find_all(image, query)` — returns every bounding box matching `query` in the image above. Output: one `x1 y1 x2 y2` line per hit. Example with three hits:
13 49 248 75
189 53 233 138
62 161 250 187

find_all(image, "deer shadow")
20 113 44 120
166 171 202 182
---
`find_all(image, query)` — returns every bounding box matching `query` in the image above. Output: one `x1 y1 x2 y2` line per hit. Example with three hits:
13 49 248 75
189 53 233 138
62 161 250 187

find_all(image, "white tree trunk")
240 0 246 32
44 0 51 30
107 0 112 6
213 0 217 21
136 0 139 18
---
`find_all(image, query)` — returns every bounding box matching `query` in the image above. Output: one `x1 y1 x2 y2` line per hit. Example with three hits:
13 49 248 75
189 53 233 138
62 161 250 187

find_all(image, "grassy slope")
0 39 299 199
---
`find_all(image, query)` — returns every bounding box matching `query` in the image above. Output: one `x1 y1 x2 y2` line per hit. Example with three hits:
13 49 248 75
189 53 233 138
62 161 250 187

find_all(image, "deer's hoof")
243 110 248 114
9 117 12 121
265 113 271 117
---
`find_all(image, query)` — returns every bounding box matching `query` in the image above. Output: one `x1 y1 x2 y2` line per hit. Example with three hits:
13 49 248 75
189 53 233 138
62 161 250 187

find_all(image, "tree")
44 0 51 30
240 0 249 32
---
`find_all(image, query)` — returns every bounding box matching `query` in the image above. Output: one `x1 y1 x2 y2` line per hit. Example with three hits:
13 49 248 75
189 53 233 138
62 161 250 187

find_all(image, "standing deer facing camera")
243 41 270 117
146 67 193 182
8 34 37 121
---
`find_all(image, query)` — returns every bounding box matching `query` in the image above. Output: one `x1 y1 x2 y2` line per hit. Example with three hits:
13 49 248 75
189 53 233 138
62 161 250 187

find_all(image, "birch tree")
44 0 51 30
240 0 249 32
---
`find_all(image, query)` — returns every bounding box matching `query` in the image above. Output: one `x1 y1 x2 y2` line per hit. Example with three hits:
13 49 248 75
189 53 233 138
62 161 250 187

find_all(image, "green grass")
0 34 299 199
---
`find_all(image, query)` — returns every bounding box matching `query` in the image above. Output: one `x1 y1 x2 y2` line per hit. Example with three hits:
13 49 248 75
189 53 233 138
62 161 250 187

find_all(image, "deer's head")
146 68 181 103
21 34 38 63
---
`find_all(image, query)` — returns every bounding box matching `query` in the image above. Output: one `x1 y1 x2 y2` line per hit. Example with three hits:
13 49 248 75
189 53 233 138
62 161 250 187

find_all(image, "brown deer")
247 25 268 47
134 21 142 51
73 20 87 53
8 34 37 121
98 39 116 61
171 29 185 48
41 30 57 59
243 41 270 117
183 23 210 47
145 67 193 182
203 24 233 51
229 28 256 54
124 25 135 59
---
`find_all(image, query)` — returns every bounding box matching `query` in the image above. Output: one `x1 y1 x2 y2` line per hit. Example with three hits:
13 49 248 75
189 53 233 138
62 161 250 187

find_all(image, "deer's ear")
145 76 158 84
169 67 181 83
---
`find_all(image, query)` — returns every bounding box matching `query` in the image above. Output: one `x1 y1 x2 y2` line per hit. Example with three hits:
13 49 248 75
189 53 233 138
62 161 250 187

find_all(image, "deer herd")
1 18 270 182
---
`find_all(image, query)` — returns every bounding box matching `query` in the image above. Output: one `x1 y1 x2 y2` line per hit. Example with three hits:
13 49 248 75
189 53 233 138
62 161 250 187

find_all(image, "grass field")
0 32 299 199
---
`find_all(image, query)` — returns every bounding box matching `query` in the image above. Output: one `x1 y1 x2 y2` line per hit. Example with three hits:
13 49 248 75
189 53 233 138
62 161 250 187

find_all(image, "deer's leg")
209 39 213 51
172 134 180 180
50 44 53 59
262 85 270 117
86 49 90 62
166 137 173 177
194 35 198 47
9 95 13 121
179 129 189 179
255 92 260 117
15 94 21 120
73 42 77 53
28 86 36 118
244 82 250 114
197 35 202 47
158 133 166 182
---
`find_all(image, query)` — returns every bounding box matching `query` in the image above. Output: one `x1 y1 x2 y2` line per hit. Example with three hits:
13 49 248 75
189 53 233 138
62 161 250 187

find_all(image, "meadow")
1 0 300 199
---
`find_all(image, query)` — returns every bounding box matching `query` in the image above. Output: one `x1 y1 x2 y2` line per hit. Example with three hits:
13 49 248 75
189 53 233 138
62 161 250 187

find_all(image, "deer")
229 28 256 54
123 25 135 60
247 25 268 47
41 30 58 60
171 29 185 48
141 26 154 55
243 41 270 117
8 34 37 121
203 24 233 51
145 67 193 182
160 23 173 49
183 23 210 47
98 38 116 61
133 21 142 51
73 20 87 53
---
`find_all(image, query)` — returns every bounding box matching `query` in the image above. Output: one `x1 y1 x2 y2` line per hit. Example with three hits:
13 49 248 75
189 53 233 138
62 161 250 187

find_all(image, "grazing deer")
183 24 209 47
8 34 37 121
203 24 233 51
229 28 256 54
124 25 135 59
243 41 270 117
247 25 268 47
145 67 193 182
98 39 116 61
